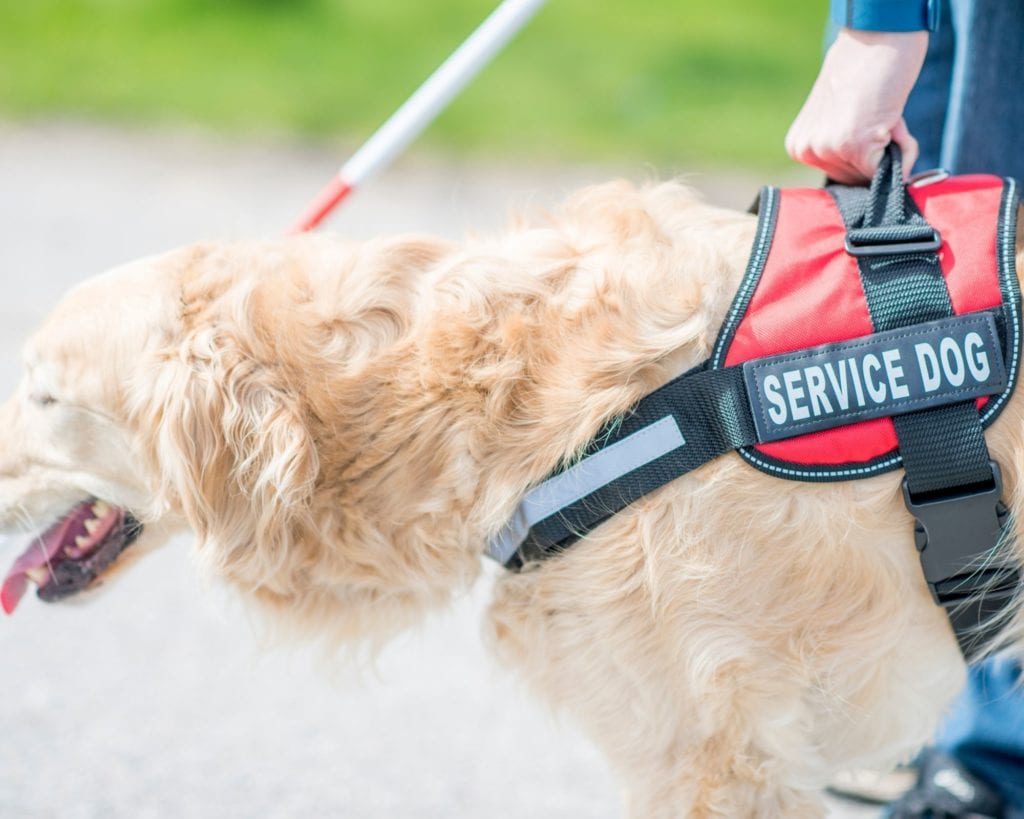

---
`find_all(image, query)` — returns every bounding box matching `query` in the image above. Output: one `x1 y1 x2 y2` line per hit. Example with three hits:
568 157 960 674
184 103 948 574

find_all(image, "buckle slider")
845 227 942 257
902 462 1009 603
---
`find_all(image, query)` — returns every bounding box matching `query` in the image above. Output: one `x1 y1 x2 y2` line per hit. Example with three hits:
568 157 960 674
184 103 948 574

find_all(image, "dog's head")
0 244 322 613
0 254 178 611
0 235 472 642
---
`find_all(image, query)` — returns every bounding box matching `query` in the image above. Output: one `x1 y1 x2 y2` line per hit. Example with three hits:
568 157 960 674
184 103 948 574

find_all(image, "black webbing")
940 567 1018 659
509 363 757 568
828 147 995 496
830 146 1017 657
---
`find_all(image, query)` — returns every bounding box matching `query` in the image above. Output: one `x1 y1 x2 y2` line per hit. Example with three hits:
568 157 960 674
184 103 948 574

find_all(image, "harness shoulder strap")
486 363 757 569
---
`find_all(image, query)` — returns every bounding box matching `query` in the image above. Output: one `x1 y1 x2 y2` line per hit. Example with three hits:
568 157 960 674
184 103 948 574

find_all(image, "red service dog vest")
713 174 1020 480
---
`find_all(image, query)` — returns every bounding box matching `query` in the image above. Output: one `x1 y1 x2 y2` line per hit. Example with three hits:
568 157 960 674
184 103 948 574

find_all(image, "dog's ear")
152 326 318 582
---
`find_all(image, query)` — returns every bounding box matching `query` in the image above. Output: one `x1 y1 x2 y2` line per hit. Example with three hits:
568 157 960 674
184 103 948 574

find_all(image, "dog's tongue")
1 501 94 614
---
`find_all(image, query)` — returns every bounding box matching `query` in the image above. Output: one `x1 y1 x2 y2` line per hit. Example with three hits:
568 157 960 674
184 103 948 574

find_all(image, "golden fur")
2 180 1023 817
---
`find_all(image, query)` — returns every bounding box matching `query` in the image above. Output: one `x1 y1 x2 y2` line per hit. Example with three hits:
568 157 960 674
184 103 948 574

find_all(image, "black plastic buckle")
902 461 1010 605
845 227 943 257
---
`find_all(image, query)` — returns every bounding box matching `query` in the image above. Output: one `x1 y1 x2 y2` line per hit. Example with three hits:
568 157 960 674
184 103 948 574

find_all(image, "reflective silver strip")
486 415 685 564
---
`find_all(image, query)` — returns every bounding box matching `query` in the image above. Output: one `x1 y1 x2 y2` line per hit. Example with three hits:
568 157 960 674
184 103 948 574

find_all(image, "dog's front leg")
487 564 830 819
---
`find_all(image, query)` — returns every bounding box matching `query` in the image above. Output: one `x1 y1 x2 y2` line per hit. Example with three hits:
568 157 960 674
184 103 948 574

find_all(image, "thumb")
891 118 920 180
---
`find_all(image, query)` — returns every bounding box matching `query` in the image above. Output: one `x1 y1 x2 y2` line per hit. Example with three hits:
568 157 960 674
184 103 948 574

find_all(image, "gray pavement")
0 121 868 818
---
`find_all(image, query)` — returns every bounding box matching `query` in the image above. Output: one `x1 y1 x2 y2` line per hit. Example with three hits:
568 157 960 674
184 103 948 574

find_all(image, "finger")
784 116 808 162
784 132 798 163
795 145 849 182
890 118 920 178
816 146 873 185
787 121 873 184
823 161 870 185
848 129 888 182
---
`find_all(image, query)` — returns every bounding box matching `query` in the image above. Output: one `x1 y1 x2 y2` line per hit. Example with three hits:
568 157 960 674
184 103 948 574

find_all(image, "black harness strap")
498 364 757 569
829 147 1017 657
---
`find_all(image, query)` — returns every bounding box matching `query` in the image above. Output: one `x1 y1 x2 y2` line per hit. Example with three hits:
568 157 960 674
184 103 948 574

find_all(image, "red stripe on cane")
287 177 354 234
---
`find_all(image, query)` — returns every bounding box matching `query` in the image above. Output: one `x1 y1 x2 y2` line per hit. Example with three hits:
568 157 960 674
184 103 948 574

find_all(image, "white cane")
288 0 549 233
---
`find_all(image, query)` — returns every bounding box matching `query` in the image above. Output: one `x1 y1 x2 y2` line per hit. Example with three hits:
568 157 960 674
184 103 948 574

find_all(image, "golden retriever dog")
1 180 1020 817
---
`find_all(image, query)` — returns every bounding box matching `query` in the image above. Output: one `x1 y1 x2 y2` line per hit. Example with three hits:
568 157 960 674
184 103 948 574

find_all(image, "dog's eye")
31 393 57 407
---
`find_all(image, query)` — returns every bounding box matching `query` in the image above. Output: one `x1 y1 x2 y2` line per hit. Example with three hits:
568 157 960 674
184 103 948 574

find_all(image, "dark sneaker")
885 750 1006 818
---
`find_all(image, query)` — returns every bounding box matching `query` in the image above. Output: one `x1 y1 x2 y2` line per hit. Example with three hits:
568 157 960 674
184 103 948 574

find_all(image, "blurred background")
0 0 823 168
0 2 863 818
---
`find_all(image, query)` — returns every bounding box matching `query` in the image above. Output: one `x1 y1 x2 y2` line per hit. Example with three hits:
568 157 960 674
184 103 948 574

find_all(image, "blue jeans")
935 657 1024 811
904 0 1024 177
901 1 1024 809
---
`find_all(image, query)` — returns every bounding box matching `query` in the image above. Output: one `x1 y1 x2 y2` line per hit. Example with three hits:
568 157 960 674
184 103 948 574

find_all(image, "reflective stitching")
739 447 901 478
980 177 1020 423
712 186 777 368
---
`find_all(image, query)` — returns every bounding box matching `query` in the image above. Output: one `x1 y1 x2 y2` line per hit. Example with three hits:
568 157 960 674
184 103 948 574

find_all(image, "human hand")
785 28 928 184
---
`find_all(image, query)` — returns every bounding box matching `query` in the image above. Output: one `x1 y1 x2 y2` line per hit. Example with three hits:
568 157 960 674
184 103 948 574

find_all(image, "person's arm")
785 1 937 183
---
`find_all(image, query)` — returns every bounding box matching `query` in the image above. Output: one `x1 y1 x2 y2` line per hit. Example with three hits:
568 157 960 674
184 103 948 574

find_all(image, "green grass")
0 0 824 167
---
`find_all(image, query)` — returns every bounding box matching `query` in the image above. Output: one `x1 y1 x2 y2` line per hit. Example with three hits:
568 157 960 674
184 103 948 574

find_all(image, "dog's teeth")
75 535 89 548
84 518 100 534
92 501 110 517
25 568 48 584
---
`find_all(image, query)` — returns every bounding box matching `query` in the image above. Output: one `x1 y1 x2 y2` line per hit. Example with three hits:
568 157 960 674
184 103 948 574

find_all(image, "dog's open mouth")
1 499 143 614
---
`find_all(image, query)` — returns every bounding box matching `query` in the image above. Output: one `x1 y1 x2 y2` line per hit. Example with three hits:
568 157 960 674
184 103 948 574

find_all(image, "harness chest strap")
488 150 1021 659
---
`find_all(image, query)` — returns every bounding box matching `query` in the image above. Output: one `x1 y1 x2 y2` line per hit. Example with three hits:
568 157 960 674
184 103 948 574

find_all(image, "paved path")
0 121 868 818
